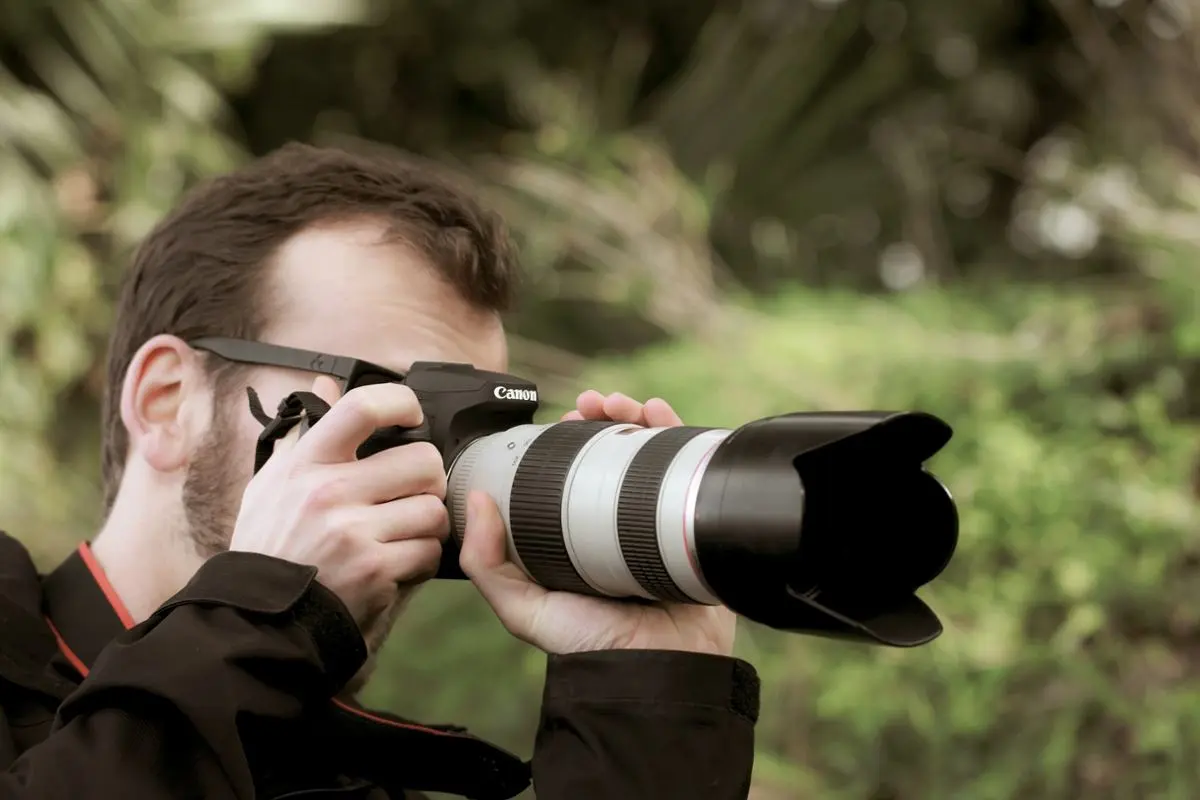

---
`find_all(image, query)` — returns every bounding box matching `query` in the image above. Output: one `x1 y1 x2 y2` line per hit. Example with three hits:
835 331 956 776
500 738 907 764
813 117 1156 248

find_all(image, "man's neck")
89 499 205 624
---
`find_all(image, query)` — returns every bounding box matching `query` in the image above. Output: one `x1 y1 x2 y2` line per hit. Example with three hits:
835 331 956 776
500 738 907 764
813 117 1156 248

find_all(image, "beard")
180 394 415 697
180 397 244 560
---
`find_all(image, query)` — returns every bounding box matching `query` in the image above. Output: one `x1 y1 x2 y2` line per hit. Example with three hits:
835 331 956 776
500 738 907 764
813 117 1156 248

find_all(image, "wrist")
612 610 737 656
556 628 734 657
606 637 733 657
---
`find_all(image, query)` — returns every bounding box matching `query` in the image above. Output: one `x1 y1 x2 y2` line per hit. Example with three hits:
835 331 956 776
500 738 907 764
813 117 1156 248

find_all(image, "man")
0 143 758 798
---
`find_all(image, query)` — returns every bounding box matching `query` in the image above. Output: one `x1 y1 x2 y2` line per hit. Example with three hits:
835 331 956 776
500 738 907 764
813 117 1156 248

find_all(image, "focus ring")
508 420 615 596
617 426 708 603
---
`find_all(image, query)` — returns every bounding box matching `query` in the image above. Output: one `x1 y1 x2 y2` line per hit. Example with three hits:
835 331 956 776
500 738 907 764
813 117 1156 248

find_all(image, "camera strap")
246 387 333 473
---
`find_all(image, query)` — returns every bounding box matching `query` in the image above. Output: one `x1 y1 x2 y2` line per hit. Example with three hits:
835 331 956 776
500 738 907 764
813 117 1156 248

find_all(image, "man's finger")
560 409 584 421
337 441 447 504
575 390 607 420
459 491 546 624
643 397 684 428
459 491 510 573
297 382 424 465
378 536 444 585
331 493 450 544
601 392 645 425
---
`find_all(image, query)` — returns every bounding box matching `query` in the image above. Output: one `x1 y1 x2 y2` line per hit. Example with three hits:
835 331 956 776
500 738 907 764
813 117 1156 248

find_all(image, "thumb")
460 490 545 639
459 491 510 575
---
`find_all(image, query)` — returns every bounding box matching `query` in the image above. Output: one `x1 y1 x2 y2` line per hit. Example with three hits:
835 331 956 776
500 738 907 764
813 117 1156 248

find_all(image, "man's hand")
459 389 738 656
229 376 449 634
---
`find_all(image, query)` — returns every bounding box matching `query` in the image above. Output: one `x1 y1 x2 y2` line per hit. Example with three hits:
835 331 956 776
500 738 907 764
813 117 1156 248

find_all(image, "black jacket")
0 532 759 798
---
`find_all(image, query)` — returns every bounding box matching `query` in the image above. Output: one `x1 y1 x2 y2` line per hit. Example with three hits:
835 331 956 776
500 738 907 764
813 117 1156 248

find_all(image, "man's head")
99 143 517 669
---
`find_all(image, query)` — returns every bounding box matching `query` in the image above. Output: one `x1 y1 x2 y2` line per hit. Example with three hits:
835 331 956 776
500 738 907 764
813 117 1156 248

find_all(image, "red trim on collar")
43 545 472 743
44 616 90 677
42 542 136 680
76 542 136 630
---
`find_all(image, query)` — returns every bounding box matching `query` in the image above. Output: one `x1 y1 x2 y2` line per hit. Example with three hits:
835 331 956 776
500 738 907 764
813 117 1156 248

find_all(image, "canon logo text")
494 386 539 402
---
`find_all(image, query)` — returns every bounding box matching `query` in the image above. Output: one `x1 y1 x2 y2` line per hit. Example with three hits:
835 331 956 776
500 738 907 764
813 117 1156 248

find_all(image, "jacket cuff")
155 551 367 691
543 650 760 724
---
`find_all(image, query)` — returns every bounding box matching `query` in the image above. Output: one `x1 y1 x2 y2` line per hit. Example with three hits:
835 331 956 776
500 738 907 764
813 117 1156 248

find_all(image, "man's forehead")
263 220 509 374
267 219 425 303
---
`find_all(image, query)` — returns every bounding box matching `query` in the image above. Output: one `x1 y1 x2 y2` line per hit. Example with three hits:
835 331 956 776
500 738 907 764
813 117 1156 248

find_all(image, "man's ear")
119 334 211 474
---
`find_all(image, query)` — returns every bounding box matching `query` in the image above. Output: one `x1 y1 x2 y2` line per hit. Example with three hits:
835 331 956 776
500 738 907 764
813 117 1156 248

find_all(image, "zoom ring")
508 421 616 596
617 427 708 603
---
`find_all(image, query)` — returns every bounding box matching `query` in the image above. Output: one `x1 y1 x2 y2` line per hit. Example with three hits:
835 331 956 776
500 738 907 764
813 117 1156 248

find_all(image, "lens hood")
692 412 958 647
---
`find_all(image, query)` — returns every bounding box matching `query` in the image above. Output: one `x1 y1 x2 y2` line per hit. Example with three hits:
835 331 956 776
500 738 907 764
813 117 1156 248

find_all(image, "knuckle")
363 553 389 585
322 509 356 543
414 495 450 538
378 381 419 407
380 536 443 584
412 539 444 580
411 443 447 493
302 475 350 512
355 564 388 599
389 382 418 405
410 440 440 462
432 470 451 501
395 386 424 425
346 383 422 426
335 390 372 423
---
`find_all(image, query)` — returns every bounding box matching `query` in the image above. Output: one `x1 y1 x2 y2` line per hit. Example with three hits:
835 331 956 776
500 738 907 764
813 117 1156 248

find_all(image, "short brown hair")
101 142 518 509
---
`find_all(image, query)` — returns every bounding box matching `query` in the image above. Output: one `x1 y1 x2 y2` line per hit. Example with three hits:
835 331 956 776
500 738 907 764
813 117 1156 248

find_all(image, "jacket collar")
40 542 532 799
42 542 132 677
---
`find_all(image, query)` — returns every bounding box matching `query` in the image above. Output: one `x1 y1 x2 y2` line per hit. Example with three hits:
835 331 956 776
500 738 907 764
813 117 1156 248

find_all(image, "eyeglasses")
188 337 407 391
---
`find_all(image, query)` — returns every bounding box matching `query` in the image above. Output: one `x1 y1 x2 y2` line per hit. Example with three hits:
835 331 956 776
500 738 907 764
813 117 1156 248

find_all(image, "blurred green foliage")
3 0 1200 797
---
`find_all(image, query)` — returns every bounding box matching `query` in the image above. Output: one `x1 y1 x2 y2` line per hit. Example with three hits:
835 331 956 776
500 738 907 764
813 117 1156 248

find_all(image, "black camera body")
352 362 541 464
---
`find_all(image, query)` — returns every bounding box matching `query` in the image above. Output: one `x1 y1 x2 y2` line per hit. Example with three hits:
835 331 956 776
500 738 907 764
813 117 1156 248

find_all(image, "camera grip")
354 421 433 460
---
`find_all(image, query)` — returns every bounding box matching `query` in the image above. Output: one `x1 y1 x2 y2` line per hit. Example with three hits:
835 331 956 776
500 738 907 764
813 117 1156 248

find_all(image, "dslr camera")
194 338 959 648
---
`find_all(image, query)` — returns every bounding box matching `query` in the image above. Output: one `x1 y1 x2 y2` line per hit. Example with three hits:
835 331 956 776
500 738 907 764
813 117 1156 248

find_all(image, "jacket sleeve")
0 551 366 800
530 649 759 799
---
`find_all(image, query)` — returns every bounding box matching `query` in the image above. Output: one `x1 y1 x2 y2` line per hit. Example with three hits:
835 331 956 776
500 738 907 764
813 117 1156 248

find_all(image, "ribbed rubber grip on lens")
446 441 484 548
617 427 707 602
508 421 616 595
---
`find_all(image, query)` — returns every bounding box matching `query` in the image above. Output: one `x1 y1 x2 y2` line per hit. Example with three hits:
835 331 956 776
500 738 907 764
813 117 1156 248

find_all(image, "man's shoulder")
0 531 71 701
0 531 44 613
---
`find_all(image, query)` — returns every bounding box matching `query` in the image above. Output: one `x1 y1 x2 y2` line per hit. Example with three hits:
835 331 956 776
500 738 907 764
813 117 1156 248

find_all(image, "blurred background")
2 0 1199 797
